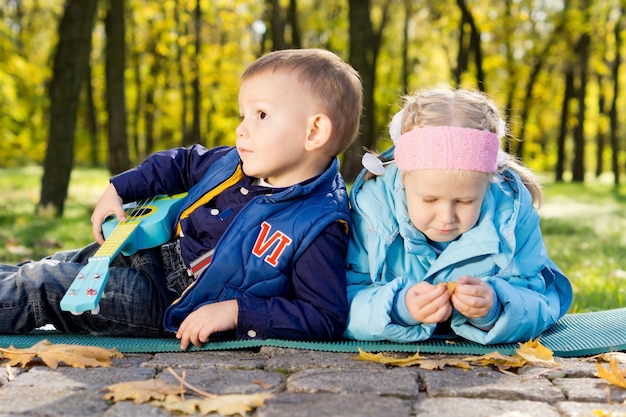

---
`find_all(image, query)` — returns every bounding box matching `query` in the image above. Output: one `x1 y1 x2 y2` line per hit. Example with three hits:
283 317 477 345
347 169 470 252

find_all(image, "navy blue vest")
163 148 351 331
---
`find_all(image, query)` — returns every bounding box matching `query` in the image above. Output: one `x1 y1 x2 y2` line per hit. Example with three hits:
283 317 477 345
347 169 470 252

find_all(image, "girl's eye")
457 200 475 205
423 198 437 203
258 111 268 120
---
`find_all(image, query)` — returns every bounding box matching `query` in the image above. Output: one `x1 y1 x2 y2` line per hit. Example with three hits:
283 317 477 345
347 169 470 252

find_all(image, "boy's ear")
304 114 332 151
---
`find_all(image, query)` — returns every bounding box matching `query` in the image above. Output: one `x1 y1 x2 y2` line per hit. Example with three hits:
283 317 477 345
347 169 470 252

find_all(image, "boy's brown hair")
242 48 363 156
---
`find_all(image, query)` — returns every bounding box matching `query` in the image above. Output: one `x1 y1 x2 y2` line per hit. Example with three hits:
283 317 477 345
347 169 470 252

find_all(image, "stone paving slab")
258 393 413 417
0 348 625 417
412 397 562 417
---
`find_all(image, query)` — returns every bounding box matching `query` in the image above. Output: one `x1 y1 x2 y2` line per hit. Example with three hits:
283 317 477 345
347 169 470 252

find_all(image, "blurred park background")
0 0 625 312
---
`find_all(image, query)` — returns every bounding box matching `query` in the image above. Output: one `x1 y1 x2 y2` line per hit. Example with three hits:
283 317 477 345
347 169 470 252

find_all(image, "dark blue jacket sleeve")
236 221 349 341
110 145 233 202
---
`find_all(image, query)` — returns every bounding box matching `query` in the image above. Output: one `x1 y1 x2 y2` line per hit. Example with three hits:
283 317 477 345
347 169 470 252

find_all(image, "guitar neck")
61 194 186 315
95 220 141 258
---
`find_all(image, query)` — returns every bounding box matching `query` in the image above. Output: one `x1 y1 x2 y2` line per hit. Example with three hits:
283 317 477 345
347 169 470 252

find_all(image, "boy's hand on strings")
91 183 126 244
176 300 239 350
405 281 453 324
451 275 495 319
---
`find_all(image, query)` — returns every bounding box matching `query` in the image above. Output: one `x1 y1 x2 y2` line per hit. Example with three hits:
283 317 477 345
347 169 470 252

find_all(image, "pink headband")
394 126 500 173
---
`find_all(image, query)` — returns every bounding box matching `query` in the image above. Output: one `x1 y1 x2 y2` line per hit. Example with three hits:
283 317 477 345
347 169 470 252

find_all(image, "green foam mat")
1 309 624 357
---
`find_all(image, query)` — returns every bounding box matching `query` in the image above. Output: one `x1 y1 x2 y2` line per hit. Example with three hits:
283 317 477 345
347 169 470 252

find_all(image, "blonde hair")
242 49 363 156
396 88 543 207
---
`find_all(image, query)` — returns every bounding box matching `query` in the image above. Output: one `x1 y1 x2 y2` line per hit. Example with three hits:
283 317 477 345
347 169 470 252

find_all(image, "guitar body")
102 193 187 256
60 193 187 315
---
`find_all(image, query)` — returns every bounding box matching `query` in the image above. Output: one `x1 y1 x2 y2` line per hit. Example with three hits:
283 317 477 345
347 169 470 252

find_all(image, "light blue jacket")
343 161 572 344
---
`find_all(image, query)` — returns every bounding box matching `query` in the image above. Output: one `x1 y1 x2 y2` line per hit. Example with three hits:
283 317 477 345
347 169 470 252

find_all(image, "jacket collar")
262 157 344 202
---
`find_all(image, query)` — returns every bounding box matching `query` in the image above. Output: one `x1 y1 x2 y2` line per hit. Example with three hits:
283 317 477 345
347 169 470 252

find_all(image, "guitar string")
124 194 158 223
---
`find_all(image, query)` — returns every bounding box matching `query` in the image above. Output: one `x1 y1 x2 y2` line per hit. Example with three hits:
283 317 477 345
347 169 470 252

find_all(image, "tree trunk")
611 5 623 185
84 61 99 166
39 0 99 216
105 0 130 174
145 88 156 156
572 33 590 183
514 16 566 158
453 10 469 87
268 0 287 50
455 0 485 90
129 10 142 161
595 75 606 177
555 70 574 183
343 0 390 183
400 0 411 94
287 0 301 48
515 59 543 158
502 0 516 154
174 3 189 147
189 0 202 145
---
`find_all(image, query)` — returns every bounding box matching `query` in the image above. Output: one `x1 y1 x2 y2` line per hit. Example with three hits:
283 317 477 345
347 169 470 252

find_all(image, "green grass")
540 179 626 313
0 166 108 263
0 166 624 313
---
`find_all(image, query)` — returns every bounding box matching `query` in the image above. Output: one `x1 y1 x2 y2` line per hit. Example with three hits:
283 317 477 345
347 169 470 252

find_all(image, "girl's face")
402 169 490 242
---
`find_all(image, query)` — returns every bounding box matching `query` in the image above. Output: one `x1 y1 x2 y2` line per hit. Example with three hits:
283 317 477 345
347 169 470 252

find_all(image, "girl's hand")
91 183 125 244
176 300 239 350
405 281 453 324
451 276 494 319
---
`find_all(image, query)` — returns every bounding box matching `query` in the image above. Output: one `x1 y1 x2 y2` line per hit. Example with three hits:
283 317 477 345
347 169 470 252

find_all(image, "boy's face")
236 70 320 187
402 169 489 242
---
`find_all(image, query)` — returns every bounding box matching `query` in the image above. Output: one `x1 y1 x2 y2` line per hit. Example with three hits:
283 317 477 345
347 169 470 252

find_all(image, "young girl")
344 88 572 344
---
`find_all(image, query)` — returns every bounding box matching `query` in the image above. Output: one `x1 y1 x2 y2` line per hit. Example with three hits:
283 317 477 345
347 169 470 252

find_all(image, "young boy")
0 48 363 350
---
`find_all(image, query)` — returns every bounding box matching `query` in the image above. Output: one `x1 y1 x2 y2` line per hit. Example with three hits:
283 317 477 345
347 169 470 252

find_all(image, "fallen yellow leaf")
596 356 626 389
354 348 424 367
156 392 274 416
104 375 273 416
515 338 560 367
417 358 472 371
355 338 561 374
595 352 626 365
355 348 471 370
463 351 527 370
103 379 184 404
0 340 122 369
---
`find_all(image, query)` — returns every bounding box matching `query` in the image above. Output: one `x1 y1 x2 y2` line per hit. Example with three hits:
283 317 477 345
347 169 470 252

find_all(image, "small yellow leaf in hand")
438 282 456 294
596 356 626 389
103 379 184 404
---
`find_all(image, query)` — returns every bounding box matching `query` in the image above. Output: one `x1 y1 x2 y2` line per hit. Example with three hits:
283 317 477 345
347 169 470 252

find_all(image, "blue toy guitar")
60 193 187 315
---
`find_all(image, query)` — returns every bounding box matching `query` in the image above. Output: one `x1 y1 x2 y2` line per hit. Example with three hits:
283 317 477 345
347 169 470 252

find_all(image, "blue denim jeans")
0 242 180 337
